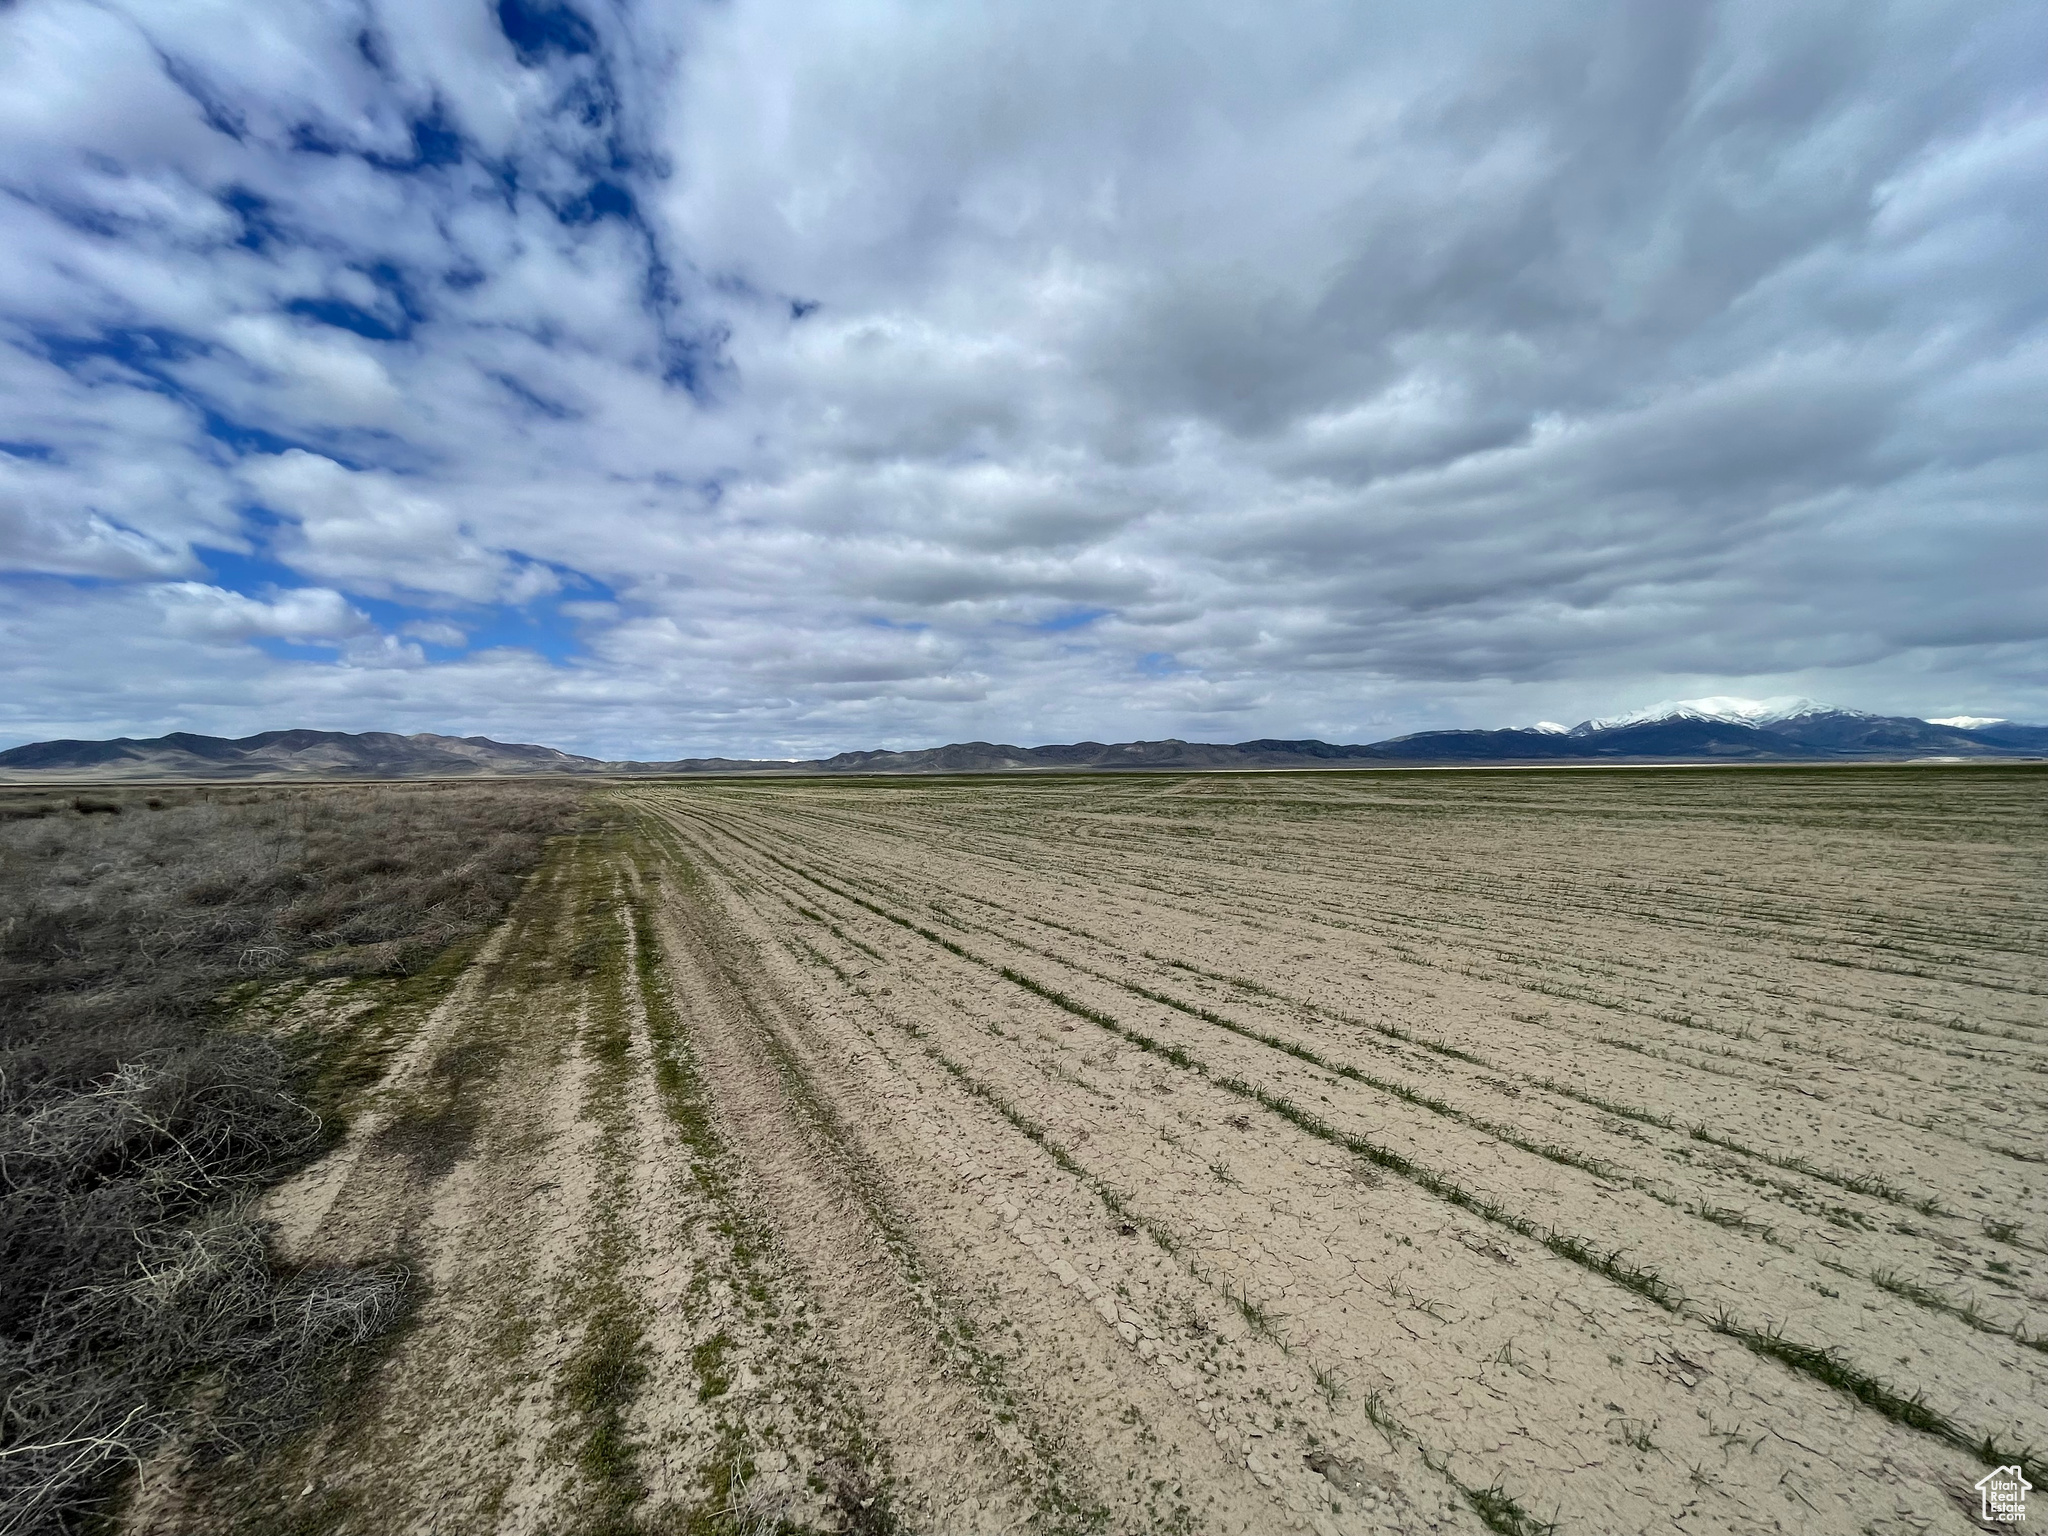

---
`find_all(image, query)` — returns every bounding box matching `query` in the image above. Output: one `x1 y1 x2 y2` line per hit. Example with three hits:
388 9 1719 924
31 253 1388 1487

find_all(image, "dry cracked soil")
136 765 2046 1536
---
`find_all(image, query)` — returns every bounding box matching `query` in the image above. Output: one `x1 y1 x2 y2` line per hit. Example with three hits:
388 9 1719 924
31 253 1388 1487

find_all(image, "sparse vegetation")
1360 1389 1405 1448
0 781 580 1531
1462 1481 1559 1536
1614 1418 1657 1452
1709 1311 2044 1485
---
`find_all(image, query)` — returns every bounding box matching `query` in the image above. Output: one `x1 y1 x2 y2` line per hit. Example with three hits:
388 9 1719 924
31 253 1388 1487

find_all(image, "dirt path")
142 769 2045 1535
637 828 1056 1532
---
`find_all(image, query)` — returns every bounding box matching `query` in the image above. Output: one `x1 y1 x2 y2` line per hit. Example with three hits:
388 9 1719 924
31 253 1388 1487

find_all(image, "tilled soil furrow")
749 800 2046 1172
911 888 2045 1302
736 821 2038 1116
656 805 1542 1534
700 798 2031 1253
976 845 2047 1113
720 798 2048 1236
760 794 2040 1003
687 815 2048 1463
932 886 2029 1214
787 784 2046 1018
655 794 2015 1536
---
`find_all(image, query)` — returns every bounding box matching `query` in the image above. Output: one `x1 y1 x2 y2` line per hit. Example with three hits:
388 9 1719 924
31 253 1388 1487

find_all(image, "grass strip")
1867 1268 2048 1355
1688 1127 1947 1216
552 840 653 1536
1708 1314 2043 1486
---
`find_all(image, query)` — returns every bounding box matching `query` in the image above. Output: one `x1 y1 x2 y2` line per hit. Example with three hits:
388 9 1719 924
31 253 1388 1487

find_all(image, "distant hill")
2 702 2043 781
0 730 605 780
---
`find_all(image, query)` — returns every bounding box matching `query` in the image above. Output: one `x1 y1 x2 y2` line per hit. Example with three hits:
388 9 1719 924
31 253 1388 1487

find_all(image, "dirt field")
146 765 2046 1536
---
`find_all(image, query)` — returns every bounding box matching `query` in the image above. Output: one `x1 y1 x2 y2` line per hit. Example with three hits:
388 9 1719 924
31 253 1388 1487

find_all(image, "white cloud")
153 581 369 643
241 450 525 604
400 618 468 647
340 632 429 668
0 502 189 579
214 316 405 428
0 355 239 578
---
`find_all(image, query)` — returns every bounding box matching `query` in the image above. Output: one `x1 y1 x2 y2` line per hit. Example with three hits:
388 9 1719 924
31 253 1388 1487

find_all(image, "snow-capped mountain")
1928 715 2005 729
1571 696 1857 735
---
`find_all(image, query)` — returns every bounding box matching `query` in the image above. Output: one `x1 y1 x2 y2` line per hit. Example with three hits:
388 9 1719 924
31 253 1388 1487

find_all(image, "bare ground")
141 767 2046 1535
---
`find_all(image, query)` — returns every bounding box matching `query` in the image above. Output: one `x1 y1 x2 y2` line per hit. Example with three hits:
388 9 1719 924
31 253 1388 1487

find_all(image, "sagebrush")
0 781 582 1533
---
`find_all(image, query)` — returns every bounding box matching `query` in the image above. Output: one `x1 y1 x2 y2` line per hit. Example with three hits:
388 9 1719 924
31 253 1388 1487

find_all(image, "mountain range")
2 699 2043 781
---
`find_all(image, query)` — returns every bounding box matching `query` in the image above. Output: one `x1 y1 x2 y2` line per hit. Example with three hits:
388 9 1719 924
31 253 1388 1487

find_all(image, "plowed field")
152 766 2046 1536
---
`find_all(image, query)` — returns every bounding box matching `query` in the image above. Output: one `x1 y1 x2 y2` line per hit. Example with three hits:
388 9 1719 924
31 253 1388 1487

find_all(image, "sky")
1 0 2043 758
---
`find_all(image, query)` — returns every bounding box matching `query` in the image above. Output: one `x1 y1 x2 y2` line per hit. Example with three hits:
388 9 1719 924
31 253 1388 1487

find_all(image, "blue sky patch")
497 0 597 64
286 296 405 342
557 178 635 226
398 104 464 169
250 636 344 662
36 325 207 377
221 186 286 251
1033 608 1109 633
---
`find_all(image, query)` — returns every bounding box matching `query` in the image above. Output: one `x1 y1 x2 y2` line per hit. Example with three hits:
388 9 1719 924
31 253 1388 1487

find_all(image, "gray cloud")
1 0 2042 757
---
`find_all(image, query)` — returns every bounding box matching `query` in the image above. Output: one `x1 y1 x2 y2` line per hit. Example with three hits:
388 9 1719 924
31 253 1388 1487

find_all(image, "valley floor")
145 767 2047 1535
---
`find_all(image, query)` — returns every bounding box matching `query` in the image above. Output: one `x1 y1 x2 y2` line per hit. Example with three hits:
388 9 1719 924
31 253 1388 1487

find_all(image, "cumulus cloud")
240 450 546 604
153 581 370 643
1 0 2043 756
400 618 468 648
214 317 405 428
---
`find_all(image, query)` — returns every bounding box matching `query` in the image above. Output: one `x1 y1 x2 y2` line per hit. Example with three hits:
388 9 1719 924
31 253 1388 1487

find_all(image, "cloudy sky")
2 0 2042 757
